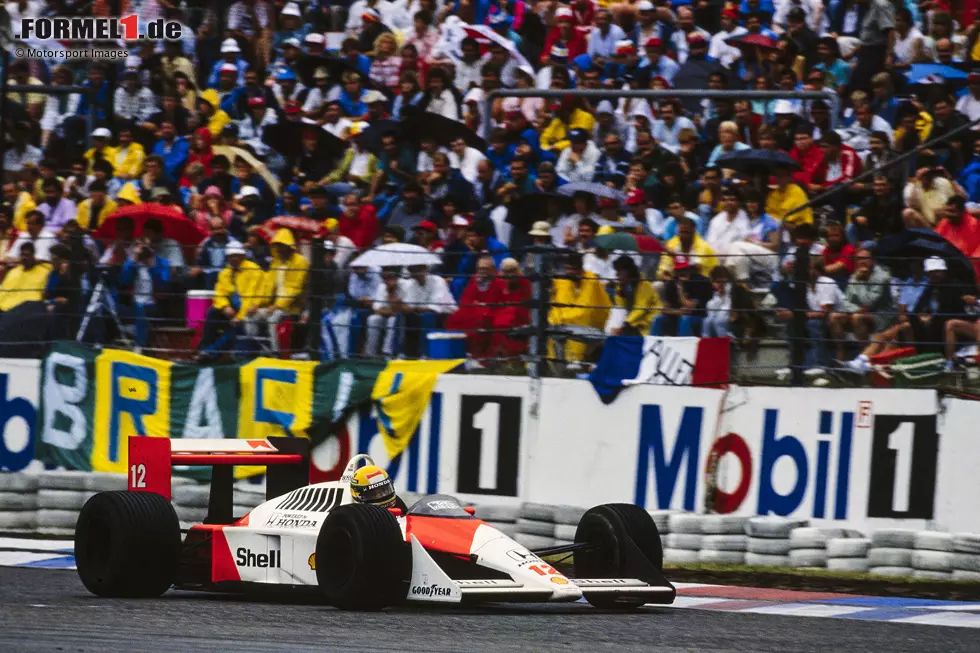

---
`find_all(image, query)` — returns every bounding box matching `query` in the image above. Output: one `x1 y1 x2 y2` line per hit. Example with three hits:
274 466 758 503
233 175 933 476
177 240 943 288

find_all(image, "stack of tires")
648 510 673 552
172 482 210 529
233 481 266 517
953 534 980 580
698 515 749 564
868 529 917 577
664 514 703 564
827 537 871 572
37 472 125 536
474 504 520 537
553 506 586 546
0 473 38 533
514 503 556 549
744 517 804 567
911 532 955 580
788 528 854 569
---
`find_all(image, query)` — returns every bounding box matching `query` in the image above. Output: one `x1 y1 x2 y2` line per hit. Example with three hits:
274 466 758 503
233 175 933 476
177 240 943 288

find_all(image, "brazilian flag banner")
38 342 462 473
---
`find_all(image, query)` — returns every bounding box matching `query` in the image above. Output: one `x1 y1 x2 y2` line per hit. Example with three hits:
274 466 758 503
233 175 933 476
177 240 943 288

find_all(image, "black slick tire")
574 503 665 609
315 503 409 611
74 491 180 597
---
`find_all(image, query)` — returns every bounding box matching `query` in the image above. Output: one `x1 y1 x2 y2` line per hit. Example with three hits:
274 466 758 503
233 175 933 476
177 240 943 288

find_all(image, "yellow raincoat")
213 259 268 320
199 89 232 138
548 271 611 361
264 229 309 314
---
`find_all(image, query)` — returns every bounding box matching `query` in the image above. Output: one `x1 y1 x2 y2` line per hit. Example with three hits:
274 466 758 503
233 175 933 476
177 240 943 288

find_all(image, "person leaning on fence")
547 251 611 362
197 242 266 362
606 255 661 336
651 254 712 337
828 248 893 362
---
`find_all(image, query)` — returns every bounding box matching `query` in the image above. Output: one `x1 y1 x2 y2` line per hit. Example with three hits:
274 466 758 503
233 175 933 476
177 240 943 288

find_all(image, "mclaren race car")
74 437 675 610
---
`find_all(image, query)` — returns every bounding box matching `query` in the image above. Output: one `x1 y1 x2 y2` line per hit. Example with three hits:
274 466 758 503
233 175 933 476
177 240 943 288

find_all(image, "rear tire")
74 491 180 597
315 503 409 611
574 503 664 609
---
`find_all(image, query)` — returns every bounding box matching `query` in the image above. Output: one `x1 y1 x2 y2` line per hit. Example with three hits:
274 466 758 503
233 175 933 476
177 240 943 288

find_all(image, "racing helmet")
350 465 397 509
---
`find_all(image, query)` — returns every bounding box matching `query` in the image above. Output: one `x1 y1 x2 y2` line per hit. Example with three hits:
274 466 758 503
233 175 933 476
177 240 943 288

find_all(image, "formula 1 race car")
73 437 675 611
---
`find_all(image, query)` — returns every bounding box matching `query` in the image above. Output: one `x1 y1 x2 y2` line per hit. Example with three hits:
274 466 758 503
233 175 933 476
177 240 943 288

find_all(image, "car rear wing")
128 437 310 524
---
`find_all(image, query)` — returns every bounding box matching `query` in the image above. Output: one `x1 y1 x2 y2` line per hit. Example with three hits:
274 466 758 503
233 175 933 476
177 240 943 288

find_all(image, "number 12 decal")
528 564 560 576
130 463 146 488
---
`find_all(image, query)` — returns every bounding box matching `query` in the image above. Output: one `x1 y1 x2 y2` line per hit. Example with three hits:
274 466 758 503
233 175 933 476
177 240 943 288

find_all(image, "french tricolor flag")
588 336 731 404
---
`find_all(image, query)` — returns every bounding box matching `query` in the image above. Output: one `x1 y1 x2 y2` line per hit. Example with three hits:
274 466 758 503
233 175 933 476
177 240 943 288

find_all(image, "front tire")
315 503 409 611
574 503 664 609
75 491 180 597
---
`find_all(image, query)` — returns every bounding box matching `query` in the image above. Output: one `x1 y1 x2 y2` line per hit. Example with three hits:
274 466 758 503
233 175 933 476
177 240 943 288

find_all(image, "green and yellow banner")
38 342 462 473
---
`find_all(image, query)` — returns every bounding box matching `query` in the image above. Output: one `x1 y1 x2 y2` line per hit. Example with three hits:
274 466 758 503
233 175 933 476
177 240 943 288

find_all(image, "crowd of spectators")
4 0 980 375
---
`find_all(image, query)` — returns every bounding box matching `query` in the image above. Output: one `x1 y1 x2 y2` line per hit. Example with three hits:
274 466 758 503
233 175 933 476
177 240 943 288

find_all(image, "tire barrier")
5 471 980 583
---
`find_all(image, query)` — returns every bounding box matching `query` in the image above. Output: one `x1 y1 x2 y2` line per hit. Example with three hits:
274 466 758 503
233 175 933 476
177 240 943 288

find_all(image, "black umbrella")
262 121 348 159
716 148 801 172
358 118 403 155
296 54 385 92
876 228 978 290
405 112 487 151
505 192 570 232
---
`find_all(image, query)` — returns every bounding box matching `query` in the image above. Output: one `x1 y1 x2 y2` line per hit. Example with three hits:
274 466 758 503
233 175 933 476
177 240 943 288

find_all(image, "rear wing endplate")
128 437 310 524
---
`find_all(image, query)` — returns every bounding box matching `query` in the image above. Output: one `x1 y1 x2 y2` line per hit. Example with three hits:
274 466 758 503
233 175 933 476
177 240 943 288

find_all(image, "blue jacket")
118 256 172 303
75 80 110 120
958 156 980 202
151 137 190 184
486 144 516 174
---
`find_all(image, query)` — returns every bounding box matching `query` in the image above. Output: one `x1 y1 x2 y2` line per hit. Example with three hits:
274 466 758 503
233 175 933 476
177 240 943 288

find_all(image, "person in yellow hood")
246 228 309 354
548 251 611 362
115 182 142 206
197 242 266 361
197 89 232 139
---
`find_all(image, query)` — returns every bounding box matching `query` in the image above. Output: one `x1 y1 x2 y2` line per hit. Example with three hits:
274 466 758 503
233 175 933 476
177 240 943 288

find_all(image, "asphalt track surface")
1 567 977 653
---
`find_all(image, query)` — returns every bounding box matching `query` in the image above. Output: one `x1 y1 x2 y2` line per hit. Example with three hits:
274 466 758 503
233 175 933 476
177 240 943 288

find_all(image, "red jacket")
338 205 379 248
540 28 588 64
823 145 863 187
789 145 827 188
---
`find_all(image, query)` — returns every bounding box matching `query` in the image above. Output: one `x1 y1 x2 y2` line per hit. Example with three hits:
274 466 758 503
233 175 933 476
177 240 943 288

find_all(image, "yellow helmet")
350 465 396 509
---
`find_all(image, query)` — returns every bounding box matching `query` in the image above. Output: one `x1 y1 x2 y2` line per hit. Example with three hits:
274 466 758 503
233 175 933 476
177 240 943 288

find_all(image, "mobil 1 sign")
714 388 938 530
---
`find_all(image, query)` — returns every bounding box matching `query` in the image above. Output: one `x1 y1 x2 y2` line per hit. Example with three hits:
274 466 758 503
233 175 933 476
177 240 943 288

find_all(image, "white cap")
362 89 386 104
637 0 655 10
281 2 302 17
125 55 142 69
305 32 326 45
555 7 574 19
451 214 471 226
92 127 112 138
236 186 260 200
596 99 614 114
220 62 238 73
221 38 241 54
282 37 301 48
226 242 247 256
463 87 485 103
924 256 948 273
773 99 796 115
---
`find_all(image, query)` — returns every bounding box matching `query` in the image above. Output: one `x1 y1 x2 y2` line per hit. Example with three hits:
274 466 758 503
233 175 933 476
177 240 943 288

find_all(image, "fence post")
306 238 325 360
790 246 810 386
